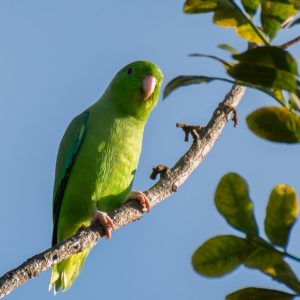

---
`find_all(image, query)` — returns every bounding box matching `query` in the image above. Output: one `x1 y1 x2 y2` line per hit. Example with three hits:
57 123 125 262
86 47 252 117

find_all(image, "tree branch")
0 84 246 298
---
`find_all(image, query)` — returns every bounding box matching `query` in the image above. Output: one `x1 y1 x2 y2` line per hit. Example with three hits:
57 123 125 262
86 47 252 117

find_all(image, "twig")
150 164 170 180
222 104 238 127
176 123 203 141
280 35 300 49
0 84 246 298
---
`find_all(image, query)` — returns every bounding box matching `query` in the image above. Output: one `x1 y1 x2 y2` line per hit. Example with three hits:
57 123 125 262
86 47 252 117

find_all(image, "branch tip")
280 35 300 49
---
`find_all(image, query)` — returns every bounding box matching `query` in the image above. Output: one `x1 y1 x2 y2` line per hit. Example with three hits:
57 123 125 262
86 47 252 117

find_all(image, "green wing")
52 111 89 245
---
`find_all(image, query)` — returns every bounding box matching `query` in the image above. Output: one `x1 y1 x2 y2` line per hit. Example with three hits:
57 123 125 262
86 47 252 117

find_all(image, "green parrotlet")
49 61 163 292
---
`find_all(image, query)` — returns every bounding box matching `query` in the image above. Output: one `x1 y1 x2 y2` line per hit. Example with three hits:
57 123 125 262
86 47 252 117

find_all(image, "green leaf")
226 287 296 300
241 0 260 16
229 46 298 93
265 184 299 248
246 106 300 143
163 75 235 99
215 173 258 236
192 235 253 276
189 53 232 68
244 246 283 269
261 0 299 39
241 243 300 293
163 74 287 105
233 46 298 74
242 245 300 293
273 89 286 106
218 43 240 55
261 260 300 293
183 0 265 44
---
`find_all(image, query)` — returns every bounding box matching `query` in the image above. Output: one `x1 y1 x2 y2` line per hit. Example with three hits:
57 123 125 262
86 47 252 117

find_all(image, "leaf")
244 246 283 269
189 53 232 68
226 287 296 300
262 260 300 293
246 106 300 143
241 0 260 16
218 43 240 55
242 245 300 293
183 0 265 44
261 0 299 39
163 74 287 104
229 46 298 93
240 242 300 293
163 75 235 98
233 46 298 74
265 184 299 248
192 235 254 276
273 89 286 105
215 173 258 236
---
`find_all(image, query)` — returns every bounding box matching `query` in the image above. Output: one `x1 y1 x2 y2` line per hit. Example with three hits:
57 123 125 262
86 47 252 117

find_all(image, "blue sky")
0 1 300 299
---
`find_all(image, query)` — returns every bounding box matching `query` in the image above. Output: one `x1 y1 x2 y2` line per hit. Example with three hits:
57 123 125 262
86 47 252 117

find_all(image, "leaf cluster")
168 1 300 298
184 0 299 42
164 0 300 144
192 173 300 299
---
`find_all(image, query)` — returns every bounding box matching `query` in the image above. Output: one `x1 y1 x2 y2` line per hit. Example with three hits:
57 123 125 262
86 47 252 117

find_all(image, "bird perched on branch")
49 61 163 292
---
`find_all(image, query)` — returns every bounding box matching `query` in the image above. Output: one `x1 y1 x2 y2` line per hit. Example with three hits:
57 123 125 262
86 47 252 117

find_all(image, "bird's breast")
89 116 144 211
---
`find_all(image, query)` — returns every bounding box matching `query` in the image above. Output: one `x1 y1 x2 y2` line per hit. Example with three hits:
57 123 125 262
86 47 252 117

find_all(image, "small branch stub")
229 106 238 128
150 164 169 180
171 184 178 192
176 123 203 142
219 104 238 127
280 35 300 49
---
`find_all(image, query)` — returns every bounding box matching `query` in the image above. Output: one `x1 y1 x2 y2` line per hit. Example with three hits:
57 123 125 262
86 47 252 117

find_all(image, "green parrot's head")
107 60 163 121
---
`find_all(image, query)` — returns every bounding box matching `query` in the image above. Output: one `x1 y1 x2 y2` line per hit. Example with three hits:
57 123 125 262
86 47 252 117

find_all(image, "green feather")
49 61 163 292
52 111 89 245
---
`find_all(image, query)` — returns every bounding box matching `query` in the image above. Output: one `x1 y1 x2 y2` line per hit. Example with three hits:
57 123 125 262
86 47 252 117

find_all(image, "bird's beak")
142 75 157 101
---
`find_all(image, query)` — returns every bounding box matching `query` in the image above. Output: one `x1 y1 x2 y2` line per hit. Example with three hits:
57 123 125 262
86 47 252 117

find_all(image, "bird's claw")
125 191 151 213
92 211 115 239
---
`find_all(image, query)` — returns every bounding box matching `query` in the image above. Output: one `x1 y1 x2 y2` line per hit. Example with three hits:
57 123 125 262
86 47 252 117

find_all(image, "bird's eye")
127 67 133 75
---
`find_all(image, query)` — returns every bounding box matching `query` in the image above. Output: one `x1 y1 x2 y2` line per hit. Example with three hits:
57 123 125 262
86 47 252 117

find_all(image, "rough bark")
0 84 246 298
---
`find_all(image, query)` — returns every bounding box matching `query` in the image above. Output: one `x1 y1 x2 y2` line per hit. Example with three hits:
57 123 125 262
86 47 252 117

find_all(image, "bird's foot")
124 190 151 213
92 211 115 239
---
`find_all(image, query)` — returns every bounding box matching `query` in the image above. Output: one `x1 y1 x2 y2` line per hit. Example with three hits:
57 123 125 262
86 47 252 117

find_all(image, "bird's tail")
49 246 93 293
